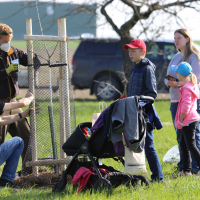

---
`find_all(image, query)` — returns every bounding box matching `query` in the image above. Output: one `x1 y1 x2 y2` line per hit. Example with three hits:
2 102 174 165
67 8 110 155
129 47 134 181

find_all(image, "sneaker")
0 178 22 191
192 171 200 176
179 171 192 176
14 172 21 180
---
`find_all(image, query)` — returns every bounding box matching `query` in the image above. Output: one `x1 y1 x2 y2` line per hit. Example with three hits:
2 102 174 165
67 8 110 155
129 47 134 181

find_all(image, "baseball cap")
170 62 192 76
123 39 146 51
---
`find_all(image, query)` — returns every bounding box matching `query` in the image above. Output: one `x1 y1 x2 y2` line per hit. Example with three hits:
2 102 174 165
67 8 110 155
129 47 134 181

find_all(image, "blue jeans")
145 130 163 180
170 102 200 173
0 137 24 182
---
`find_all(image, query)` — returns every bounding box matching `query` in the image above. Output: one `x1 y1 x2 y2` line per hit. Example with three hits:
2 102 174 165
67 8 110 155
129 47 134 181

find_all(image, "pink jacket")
175 81 200 129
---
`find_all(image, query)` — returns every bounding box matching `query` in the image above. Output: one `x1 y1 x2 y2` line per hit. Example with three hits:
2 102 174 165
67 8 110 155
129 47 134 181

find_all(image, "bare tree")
53 0 200 85
2 0 200 93
96 0 200 79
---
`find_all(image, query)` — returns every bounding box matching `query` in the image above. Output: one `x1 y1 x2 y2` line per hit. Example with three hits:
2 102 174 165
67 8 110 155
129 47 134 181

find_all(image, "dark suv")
71 39 177 100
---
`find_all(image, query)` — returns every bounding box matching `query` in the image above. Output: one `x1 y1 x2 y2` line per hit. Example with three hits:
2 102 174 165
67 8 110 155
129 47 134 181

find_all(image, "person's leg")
8 117 30 162
191 117 200 173
8 117 32 176
0 137 24 182
180 128 191 173
0 98 12 145
183 121 200 169
0 124 8 145
9 103 31 163
145 130 163 181
170 102 183 171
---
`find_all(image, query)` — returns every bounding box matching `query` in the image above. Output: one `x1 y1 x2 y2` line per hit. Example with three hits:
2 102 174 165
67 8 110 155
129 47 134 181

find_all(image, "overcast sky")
3 0 200 40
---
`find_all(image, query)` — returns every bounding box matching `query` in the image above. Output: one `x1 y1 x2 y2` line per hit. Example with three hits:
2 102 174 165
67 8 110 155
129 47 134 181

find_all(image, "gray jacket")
110 96 146 153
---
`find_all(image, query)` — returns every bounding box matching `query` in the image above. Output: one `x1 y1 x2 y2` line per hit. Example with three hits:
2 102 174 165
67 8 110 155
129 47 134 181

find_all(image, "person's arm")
144 65 157 99
0 108 33 126
15 47 28 66
3 91 34 111
164 53 185 88
167 80 185 88
164 57 174 87
179 113 186 123
180 89 192 122
189 54 200 84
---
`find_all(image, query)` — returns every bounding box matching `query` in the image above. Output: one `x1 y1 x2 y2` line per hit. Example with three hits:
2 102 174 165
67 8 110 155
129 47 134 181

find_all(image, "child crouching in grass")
171 62 200 176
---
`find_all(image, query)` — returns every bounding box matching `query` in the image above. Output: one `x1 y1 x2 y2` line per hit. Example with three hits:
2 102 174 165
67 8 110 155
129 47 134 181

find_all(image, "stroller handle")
139 95 154 103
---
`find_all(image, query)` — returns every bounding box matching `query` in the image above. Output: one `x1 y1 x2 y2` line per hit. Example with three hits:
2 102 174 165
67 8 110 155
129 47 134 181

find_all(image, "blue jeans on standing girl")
170 102 200 173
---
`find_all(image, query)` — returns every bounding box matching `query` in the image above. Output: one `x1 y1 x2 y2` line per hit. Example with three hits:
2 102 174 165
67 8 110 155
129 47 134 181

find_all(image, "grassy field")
10 40 200 50
1 99 200 199
1 40 200 199
10 40 81 50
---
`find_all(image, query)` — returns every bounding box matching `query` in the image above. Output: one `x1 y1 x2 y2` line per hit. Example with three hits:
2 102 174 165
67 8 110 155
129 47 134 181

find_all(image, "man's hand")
167 80 185 88
180 113 186 123
18 91 34 107
167 80 177 87
25 90 33 99
33 54 41 70
21 108 34 118
6 64 18 74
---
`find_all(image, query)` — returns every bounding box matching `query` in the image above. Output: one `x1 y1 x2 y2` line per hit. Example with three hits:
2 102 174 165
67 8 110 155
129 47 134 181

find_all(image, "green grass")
10 40 80 49
194 41 200 46
1 99 200 199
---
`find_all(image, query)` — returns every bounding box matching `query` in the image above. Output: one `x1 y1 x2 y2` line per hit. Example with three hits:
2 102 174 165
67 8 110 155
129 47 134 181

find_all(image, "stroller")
52 95 154 193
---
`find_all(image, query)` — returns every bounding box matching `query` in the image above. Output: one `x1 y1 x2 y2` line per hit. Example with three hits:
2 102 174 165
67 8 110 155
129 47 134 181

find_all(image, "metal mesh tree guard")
22 19 76 177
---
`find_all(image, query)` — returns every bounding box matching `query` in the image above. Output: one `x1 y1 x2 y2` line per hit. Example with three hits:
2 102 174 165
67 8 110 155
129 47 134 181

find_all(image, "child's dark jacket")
127 57 157 99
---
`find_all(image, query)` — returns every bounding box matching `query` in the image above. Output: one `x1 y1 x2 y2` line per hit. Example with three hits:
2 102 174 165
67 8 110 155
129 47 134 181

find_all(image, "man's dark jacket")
0 46 27 99
127 57 157 99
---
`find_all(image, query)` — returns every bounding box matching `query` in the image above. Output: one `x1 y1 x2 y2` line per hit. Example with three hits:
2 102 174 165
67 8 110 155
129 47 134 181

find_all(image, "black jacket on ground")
0 46 28 99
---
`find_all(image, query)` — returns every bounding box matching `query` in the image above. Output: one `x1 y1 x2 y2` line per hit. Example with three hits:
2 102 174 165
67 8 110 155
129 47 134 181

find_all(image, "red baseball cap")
123 39 146 51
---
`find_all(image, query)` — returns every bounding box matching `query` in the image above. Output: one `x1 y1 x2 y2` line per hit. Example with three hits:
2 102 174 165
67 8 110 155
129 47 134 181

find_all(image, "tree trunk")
119 36 134 95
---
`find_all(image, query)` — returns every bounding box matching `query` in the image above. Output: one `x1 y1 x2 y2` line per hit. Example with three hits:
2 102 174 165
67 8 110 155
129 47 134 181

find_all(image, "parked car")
18 68 28 88
71 38 178 100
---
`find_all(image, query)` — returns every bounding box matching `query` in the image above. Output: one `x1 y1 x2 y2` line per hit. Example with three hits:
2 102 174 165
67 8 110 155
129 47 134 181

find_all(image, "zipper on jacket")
10 75 16 98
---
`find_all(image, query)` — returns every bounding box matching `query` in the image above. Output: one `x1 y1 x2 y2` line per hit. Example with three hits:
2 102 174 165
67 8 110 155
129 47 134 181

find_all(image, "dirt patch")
14 172 72 189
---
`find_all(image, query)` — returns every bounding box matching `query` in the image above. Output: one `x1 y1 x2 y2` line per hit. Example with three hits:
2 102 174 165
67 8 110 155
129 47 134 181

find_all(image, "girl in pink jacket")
171 62 200 176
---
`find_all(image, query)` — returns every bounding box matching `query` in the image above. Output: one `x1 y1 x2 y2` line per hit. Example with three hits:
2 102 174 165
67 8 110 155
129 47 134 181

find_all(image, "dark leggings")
180 121 200 172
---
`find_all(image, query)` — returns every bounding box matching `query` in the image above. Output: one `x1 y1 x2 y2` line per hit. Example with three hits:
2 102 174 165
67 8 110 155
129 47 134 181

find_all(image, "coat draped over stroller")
53 95 154 193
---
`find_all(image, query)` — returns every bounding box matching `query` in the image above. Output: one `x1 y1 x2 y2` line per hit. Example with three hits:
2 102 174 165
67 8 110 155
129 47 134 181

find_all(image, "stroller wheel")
132 175 149 186
93 178 112 193
104 172 130 188
52 182 66 193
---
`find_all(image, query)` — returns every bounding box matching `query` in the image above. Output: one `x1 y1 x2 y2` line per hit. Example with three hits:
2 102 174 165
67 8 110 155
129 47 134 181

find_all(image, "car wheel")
94 76 122 100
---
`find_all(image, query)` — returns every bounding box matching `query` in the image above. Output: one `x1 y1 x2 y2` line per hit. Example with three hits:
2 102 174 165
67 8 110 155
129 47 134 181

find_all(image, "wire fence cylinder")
24 18 76 177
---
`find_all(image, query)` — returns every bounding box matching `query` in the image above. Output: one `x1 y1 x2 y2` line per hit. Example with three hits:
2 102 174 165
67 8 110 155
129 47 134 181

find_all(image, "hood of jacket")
179 81 199 99
135 57 156 72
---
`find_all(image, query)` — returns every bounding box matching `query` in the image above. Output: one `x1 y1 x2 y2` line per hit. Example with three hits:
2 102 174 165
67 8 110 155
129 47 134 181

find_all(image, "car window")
145 42 177 60
146 43 162 60
84 41 118 55
163 44 177 60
